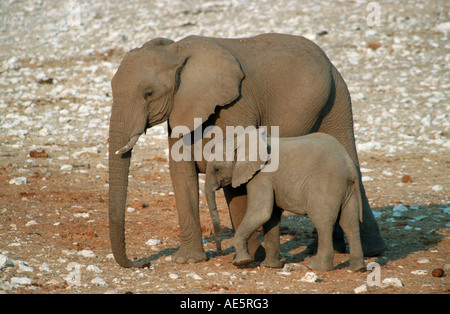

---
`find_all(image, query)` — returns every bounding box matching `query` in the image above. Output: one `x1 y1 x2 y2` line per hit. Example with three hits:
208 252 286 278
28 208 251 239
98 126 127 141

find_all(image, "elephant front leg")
169 139 207 264
233 182 274 267
223 185 265 262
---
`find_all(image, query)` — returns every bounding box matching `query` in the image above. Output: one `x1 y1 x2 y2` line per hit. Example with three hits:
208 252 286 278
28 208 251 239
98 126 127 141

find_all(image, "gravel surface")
0 0 449 294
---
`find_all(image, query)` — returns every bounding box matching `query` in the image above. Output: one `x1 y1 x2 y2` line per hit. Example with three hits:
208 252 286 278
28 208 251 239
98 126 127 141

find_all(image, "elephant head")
108 36 245 268
204 129 270 255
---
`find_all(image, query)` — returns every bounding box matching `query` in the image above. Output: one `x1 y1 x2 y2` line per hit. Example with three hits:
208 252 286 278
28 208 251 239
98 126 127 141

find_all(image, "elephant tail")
355 177 363 224
350 162 363 224
343 158 363 224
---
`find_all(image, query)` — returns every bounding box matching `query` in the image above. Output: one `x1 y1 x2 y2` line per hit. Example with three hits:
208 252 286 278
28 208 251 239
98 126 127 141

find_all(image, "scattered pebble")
300 272 320 283
186 272 202 280
431 185 444 192
9 177 27 185
381 278 403 288
61 165 73 171
169 273 179 280
354 283 368 294
0 254 9 269
39 263 51 273
431 268 444 278
77 249 96 258
91 277 109 287
145 239 161 246
10 277 33 286
416 257 430 264
87 265 102 273
18 262 34 273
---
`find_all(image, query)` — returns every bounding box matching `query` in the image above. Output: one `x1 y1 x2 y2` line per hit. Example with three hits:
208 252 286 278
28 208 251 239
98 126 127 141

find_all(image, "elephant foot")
349 260 366 272
172 247 207 264
233 252 254 267
261 258 282 268
360 233 386 257
306 236 347 255
307 258 334 271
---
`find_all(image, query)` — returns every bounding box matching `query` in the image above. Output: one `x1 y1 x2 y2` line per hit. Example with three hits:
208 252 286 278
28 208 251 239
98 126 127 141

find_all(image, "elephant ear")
169 37 245 132
231 129 270 188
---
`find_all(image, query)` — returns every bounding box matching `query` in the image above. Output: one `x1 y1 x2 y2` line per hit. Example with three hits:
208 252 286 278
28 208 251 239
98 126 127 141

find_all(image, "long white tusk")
104 136 110 144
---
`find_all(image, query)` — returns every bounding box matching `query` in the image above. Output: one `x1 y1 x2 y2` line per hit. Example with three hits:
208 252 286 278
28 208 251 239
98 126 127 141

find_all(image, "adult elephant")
108 33 386 268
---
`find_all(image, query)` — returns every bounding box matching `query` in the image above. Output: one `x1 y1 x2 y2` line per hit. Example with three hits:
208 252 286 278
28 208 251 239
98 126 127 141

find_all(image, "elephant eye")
144 91 153 101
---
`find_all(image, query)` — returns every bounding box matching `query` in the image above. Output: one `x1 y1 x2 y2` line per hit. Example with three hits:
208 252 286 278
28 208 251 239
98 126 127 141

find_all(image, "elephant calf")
205 129 366 271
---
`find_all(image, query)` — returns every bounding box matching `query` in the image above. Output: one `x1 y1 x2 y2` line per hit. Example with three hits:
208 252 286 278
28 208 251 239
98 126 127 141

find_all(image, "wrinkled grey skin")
205 131 366 271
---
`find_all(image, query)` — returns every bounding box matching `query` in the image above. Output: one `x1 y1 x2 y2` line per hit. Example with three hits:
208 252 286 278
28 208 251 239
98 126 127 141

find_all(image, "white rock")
362 176 373 182
9 177 27 185
354 283 368 294
381 277 403 288
434 22 450 37
96 163 107 169
91 277 109 287
18 262 34 272
39 127 51 136
11 277 33 286
39 262 51 272
277 271 291 276
416 257 430 264
74 213 89 218
300 272 319 283
186 272 202 280
431 185 444 192
382 170 394 176
169 273 179 279
145 239 161 246
87 265 102 273
411 270 428 275
0 254 8 269
78 249 96 258
61 164 73 171
25 220 38 226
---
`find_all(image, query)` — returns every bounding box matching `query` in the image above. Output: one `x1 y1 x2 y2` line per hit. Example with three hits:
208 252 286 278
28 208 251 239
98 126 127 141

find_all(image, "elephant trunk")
205 173 222 255
108 118 149 268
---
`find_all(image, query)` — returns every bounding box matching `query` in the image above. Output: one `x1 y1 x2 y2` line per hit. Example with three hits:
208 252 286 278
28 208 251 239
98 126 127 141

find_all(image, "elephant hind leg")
261 205 283 268
306 198 340 271
339 194 366 271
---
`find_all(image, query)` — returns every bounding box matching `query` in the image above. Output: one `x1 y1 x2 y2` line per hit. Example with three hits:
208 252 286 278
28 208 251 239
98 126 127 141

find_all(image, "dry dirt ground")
0 0 449 295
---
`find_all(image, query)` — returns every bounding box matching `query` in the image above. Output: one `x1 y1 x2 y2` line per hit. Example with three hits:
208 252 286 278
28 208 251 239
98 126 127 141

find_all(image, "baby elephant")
205 129 366 271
